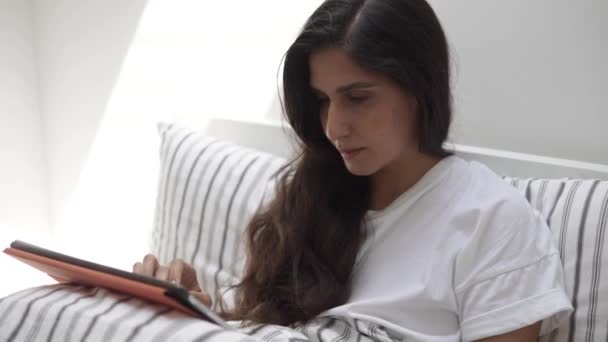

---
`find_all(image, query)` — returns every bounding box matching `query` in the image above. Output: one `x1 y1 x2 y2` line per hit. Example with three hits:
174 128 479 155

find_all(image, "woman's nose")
324 105 351 142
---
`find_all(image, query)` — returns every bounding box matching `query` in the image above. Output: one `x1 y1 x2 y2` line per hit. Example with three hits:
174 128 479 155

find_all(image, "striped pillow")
504 178 608 341
151 123 286 303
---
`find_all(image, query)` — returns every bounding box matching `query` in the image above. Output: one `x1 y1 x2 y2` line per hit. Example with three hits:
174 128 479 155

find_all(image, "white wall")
0 0 49 239
428 0 607 164
264 1 608 165
0 0 53 297
262 0 608 164
34 0 149 234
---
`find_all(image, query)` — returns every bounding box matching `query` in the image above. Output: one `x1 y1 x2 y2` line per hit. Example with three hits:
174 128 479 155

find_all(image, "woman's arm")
475 322 541 342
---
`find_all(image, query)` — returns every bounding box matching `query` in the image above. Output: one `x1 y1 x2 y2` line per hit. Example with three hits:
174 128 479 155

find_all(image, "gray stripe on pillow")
157 132 196 262
151 123 176 253
586 185 608 341
151 124 175 252
100 300 149 341
163 136 210 263
5 286 71 341
525 178 536 203
262 329 282 341
243 323 271 337
547 181 566 229
537 179 549 212
203 150 248 289
63 289 118 341
181 144 234 267
46 287 100 342
124 307 173 342
0 286 55 327
154 127 190 254
179 143 233 265
559 181 582 264
549 180 581 342
568 180 600 342
172 141 220 261
205 151 249 262
150 319 201 342
79 295 133 342
191 328 224 342
158 123 175 161
213 156 260 292
190 151 232 265
22 289 78 342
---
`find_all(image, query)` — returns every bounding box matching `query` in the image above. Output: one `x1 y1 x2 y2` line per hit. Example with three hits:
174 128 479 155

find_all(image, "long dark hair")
222 0 452 326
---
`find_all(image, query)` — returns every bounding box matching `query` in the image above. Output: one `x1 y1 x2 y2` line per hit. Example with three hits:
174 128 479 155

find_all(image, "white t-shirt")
319 156 573 341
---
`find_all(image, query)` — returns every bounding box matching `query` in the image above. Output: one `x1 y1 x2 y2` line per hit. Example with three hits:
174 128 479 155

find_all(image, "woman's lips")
339 148 365 160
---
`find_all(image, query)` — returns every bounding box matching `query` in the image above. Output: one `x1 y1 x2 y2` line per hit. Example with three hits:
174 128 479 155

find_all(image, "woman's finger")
143 254 159 277
191 290 212 308
132 262 143 274
181 262 201 291
168 259 184 285
155 265 170 281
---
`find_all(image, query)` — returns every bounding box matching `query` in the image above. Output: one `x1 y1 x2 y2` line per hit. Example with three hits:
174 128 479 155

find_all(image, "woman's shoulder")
444 157 544 243
371 156 540 237
449 157 534 218
443 159 558 264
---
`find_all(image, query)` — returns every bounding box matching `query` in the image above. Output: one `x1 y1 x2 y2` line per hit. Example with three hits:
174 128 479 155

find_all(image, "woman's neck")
370 153 442 211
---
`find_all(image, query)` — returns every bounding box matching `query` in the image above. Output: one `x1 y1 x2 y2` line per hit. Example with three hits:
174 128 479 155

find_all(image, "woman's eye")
348 95 368 104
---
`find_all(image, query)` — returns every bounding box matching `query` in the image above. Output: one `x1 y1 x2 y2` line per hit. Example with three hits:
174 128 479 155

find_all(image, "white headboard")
204 118 608 180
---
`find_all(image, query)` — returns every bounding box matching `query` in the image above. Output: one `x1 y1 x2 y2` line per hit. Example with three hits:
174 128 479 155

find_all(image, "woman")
133 0 572 340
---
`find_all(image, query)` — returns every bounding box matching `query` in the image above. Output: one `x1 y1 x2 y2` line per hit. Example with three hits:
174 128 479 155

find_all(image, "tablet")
3 240 232 329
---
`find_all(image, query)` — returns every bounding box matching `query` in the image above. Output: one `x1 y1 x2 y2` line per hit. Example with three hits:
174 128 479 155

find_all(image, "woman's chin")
344 162 375 176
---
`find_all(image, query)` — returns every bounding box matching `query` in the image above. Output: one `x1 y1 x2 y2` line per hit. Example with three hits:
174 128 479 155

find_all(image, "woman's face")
309 47 420 176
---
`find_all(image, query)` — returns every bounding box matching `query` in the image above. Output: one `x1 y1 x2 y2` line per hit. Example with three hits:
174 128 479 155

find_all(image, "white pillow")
151 123 286 302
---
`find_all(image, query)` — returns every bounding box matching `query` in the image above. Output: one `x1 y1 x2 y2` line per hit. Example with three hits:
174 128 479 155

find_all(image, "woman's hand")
132 254 212 307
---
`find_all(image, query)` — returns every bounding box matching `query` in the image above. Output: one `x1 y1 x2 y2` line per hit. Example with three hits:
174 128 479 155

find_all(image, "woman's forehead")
309 47 380 92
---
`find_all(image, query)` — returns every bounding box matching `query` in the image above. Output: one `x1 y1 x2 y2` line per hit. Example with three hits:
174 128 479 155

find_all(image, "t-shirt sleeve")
454 207 573 342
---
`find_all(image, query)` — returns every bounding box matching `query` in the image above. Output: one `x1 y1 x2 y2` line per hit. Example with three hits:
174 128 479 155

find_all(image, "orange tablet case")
3 241 230 328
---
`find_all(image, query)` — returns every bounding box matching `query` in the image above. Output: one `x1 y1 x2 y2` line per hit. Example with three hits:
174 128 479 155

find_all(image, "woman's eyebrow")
336 82 377 93
310 82 377 96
